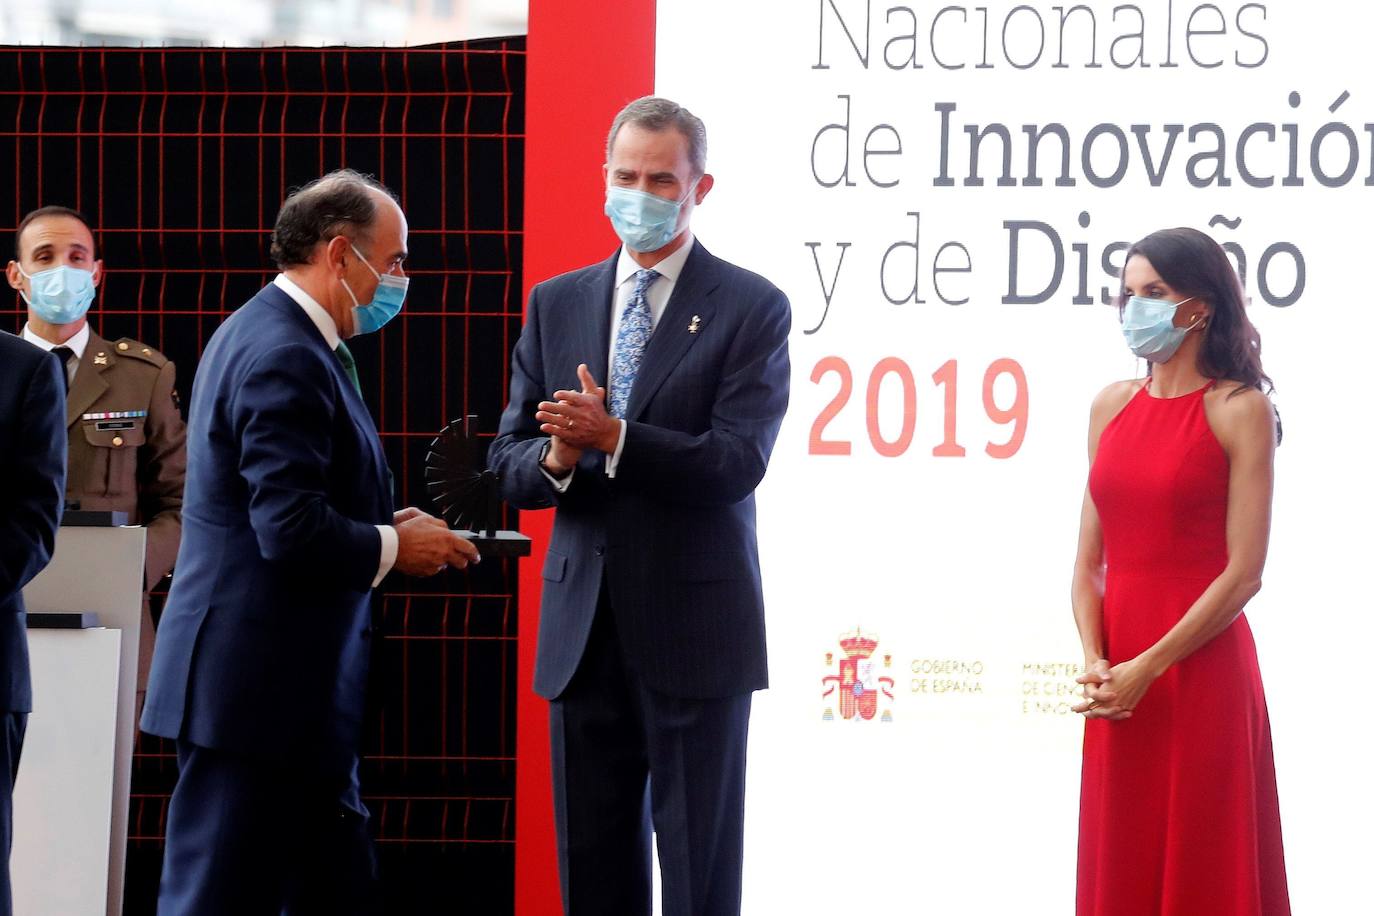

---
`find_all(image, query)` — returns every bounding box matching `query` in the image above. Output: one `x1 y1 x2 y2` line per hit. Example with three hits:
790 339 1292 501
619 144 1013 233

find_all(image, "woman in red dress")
1071 227 1290 915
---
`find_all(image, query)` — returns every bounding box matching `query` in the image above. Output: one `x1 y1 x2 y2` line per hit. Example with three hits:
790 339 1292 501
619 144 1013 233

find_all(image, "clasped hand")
1072 656 1159 721
535 364 620 466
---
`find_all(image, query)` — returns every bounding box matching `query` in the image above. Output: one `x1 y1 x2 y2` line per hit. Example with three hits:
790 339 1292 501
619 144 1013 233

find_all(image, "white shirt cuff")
540 462 575 493
604 420 628 478
373 525 398 587
541 466 574 494
535 439 574 491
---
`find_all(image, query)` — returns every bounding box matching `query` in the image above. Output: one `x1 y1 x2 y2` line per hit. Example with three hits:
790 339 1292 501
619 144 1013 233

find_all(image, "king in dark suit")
491 97 791 915
0 330 66 916
141 169 478 916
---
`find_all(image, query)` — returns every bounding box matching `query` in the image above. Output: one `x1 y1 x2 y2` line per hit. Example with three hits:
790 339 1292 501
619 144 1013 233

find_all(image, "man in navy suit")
491 97 791 915
0 330 66 916
141 169 479 916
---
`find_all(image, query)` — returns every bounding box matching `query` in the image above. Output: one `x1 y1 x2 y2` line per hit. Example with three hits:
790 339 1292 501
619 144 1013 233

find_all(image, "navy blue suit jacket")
490 241 791 700
0 331 66 714
141 285 392 778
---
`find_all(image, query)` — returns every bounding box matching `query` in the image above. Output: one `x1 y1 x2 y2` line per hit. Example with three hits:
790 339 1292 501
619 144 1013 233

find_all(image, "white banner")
657 1 1372 911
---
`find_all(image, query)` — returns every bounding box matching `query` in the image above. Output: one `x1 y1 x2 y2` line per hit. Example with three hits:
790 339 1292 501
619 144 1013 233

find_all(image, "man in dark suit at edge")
141 169 479 915
0 330 66 916
490 97 792 915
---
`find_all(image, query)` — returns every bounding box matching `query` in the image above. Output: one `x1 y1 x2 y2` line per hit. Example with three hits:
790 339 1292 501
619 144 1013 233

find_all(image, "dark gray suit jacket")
490 242 791 699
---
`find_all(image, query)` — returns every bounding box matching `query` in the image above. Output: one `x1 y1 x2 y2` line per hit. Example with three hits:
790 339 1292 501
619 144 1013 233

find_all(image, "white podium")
15 525 146 916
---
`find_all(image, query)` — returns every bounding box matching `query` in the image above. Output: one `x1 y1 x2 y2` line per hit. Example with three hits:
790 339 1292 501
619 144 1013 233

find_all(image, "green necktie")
334 341 363 396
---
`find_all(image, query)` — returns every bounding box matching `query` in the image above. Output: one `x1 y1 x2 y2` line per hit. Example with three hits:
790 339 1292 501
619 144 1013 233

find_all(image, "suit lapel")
576 252 618 387
66 332 113 428
261 286 392 513
262 286 375 429
625 243 719 423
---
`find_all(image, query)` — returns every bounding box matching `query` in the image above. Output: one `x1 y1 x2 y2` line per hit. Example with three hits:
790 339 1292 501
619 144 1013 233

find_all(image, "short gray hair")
270 169 397 268
606 97 707 177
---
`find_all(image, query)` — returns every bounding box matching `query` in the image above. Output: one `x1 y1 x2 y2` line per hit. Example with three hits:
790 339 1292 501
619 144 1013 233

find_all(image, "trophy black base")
26 612 99 629
457 529 532 558
62 510 130 527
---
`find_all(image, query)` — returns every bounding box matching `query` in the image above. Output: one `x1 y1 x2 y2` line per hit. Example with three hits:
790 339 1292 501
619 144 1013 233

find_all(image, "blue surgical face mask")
604 179 699 253
1121 295 1200 363
340 242 408 335
18 264 96 325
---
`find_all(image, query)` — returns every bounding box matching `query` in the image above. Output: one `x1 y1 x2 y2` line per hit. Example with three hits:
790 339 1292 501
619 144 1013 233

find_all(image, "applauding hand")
536 364 620 454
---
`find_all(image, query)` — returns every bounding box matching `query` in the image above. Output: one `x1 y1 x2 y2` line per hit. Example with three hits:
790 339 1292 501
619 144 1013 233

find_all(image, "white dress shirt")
22 321 90 387
542 235 696 491
274 274 397 587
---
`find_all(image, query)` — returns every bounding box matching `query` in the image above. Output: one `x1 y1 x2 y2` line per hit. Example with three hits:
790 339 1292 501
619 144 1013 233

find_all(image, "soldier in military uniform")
6 205 186 701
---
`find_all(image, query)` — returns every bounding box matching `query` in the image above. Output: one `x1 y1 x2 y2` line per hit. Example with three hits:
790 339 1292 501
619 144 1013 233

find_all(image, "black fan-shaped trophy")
424 415 531 558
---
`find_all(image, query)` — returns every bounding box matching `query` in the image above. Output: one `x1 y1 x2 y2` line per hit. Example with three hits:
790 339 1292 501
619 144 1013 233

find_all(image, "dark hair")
1121 227 1281 439
14 205 93 260
607 96 708 177
269 169 396 268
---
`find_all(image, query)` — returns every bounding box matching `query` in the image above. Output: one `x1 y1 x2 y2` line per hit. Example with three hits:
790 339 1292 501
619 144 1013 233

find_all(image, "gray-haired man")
142 169 478 915
492 96 791 915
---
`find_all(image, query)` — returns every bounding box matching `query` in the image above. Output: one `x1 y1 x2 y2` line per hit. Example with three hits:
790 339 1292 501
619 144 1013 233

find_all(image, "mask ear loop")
678 175 703 207
335 246 363 310
1171 296 1201 331
1169 294 1205 333
14 264 33 308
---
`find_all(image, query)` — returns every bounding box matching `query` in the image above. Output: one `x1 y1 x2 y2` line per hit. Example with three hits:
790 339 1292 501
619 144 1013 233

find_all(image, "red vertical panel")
518 2 656 913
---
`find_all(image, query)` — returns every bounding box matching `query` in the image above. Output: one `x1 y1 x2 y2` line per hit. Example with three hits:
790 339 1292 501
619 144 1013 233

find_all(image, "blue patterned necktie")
608 268 660 419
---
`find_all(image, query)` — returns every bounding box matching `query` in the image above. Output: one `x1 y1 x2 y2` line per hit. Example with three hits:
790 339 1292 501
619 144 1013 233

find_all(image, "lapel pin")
93 353 108 365
688 315 701 334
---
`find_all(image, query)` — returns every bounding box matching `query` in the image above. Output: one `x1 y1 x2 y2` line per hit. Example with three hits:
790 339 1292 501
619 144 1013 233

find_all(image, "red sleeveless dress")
1078 381 1290 915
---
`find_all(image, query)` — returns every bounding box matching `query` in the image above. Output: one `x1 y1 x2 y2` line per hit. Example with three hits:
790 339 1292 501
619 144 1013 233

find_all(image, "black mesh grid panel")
0 40 525 913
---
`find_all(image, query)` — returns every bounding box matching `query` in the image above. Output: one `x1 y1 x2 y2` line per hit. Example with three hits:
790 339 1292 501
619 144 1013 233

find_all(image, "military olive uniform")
65 332 187 690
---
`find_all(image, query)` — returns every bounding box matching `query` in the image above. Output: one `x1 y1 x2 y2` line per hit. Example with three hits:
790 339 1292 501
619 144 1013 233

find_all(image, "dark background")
1 38 526 914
